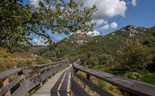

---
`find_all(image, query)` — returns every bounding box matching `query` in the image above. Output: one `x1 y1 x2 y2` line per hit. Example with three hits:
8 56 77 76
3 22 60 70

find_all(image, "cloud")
77 0 127 32
30 0 127 36
100 22 118 31
78 0 127 20
100 24 110 30
110 22 118 29
91 19 108 26
131 0 137 6
87 30 100 36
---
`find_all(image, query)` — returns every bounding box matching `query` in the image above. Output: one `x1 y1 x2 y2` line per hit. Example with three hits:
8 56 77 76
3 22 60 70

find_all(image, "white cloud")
87 30 100 36
131 0 137 6
99 22 118 31
91 19 108 26
30 0 127 35
110 22 118 29
78 0 127 20
100 24 110 30
77 0 127 32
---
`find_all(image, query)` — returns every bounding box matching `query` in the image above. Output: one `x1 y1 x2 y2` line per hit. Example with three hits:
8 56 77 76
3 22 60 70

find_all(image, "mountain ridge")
37 25 155 70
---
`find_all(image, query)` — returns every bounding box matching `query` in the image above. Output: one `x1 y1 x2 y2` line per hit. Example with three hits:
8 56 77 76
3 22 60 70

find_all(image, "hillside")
0 47 52 71
1 25 155 85
41 25 155 65
37 25 155 84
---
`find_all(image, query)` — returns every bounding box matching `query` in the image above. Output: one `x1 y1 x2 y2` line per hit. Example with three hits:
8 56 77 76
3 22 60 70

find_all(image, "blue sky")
113 0 155 29
98 0 155 34
26 0 155 44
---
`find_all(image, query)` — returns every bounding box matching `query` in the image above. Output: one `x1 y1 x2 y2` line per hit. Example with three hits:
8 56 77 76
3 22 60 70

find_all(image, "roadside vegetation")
1 0 155 95
37 26 155 85
0 0 95 70
0 47 51 71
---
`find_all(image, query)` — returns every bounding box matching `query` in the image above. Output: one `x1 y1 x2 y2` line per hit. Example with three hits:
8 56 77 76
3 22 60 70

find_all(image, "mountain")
39 25 155 69
30 25 155 85
120 25 147 33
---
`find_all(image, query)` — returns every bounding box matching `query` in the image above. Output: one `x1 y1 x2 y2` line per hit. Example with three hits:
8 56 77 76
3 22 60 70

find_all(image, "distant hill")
40 25 155 68
30 25 155 85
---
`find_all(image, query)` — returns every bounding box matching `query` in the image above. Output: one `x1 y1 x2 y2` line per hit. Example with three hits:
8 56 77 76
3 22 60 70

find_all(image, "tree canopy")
117 39 152 71
0 0 96 49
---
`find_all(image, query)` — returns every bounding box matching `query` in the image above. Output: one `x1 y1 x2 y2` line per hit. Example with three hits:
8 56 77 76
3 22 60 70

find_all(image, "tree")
117 39 152 71
0 0 32 50
0 0 96 49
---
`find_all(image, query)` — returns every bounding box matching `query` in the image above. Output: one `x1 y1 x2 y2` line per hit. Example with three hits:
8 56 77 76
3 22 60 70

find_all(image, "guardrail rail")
0 60 69 96
72 62 155 96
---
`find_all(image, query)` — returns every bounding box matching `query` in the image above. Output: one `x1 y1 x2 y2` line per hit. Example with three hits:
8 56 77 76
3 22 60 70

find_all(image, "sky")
25 0 155 45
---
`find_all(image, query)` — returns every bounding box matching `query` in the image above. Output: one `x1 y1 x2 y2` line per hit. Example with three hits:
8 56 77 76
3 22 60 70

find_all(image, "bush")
98 54 114 65
36 56 51 64
141 72 155 85
96 80 122 95
117 39 152 71
124 72 143 80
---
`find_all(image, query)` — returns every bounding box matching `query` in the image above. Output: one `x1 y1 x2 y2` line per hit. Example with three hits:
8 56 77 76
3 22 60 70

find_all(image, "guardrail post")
84 74 90 90
123 92 130 96
3 78 11 96
18 71 29 96
120 90 134 96
86 74 90 80
74 68 78 73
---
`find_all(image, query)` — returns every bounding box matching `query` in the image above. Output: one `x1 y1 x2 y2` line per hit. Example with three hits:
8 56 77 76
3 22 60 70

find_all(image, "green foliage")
96 80 122 96
117 39 152 71
123 72 155 85
0 58 35 71
141 72 155 85
36 56 51 64
0 0 96 50
98 54 114 66
124 72 143 80
0 48 9 58
0 47 52 71
40 26 155 72
0 0 32 49
35 25 155 85
106 67 126 75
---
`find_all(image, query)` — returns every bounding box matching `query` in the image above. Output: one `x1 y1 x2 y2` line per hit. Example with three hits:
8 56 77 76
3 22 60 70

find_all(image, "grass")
91 76 122 96
77 70 122 96
0 47 52 72
78 64 155 96
141 72 155 85
108 67 155 85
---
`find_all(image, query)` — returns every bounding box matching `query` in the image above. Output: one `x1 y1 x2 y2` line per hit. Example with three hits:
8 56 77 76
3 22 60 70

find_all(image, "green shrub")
117 39 152 71
96 80 122 96
107 67 126 75
124 72 143 80
141 72 155 85
0 48 9 58
36 56 50 64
